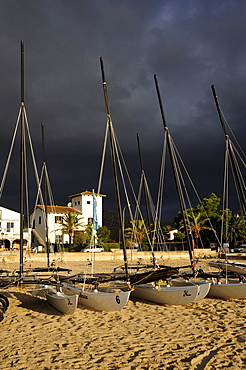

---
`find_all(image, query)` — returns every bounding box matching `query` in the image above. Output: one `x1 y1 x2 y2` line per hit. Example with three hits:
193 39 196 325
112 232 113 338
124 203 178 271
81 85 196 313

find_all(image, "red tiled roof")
36 205 82 214
69 190 106 198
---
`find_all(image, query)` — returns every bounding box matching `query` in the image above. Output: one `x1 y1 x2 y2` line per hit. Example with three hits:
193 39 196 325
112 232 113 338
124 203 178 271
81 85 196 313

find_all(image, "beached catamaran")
127 75 211 305
0 41 78 315
199 85 246 299
60 58 134 311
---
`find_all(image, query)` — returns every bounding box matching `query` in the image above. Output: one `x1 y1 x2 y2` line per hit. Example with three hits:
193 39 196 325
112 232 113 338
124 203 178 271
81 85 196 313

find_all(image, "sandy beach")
1 259 246 369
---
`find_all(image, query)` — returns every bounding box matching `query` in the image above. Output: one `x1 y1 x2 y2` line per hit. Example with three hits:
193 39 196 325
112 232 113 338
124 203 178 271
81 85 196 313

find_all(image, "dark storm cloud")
0 0 246 220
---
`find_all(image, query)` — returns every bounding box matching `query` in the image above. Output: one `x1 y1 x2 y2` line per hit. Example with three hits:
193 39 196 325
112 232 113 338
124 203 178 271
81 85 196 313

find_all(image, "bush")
104 242 120 251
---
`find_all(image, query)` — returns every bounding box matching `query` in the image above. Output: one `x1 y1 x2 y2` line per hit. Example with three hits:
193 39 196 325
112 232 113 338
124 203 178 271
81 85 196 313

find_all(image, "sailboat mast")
211 85 246 214
154 74 195 266
41 123 50 269
99 57 128 276
19 40 25 279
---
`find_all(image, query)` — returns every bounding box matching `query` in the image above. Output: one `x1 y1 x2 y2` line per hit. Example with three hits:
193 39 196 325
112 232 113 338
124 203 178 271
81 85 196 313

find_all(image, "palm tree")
124 219 150 250
59 212 84 252
227 213 246 246
180 211 215 248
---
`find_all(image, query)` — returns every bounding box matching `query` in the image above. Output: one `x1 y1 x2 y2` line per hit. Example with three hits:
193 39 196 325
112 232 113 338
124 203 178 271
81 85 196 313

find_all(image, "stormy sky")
0 0 246 222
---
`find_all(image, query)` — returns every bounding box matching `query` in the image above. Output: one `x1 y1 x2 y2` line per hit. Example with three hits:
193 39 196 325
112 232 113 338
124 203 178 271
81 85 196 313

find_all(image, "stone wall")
0 249 217 264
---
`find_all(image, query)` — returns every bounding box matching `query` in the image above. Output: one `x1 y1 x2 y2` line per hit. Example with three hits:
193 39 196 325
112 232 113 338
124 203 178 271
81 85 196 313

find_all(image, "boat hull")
170 280 211 301
131 284 199 305
62 282 131 311
33 285 78 314
208 281 246 299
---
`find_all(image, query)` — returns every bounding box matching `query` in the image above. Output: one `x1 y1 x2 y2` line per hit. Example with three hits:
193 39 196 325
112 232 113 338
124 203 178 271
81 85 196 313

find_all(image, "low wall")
0 248 217 264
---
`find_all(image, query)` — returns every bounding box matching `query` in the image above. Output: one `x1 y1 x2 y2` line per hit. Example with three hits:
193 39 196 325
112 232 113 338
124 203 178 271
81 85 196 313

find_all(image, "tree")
73 232 86 252
59 212 84 252
85 219 93 245
222 211 246 246
198 193 221 215
97 226 110 244
180 211 215 248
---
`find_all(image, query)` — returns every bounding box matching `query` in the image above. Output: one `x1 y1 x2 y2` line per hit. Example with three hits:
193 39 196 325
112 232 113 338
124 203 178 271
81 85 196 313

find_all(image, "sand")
1 259 246 370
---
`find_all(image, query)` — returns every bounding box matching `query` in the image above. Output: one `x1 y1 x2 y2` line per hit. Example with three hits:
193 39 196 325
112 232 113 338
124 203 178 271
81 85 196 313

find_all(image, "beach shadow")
130 296 165 306
10 291 63 316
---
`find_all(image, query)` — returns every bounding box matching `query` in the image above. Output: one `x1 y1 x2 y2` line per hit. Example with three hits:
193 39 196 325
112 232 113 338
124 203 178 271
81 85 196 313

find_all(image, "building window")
6 222 14 232
87 201 91 204
33 219 35 228
74 202 77 205
55 216 63 223
78 201 80 205
39 216 41 224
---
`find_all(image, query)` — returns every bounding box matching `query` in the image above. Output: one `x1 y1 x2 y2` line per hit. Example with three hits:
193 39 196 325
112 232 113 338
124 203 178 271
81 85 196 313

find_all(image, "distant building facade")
0 206 31 249
30 205 83 249
0 190 105 251
30 190 106 250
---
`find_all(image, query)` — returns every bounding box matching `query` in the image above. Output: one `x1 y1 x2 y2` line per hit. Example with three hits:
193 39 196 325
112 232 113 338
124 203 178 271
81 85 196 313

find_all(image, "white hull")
170 280 211 301
62 282 131 311
33 285 78 314
131 284 199 305
208 281 246 299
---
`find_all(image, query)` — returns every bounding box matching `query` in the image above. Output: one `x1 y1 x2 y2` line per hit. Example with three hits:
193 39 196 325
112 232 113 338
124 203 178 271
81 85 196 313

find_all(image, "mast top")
100 57 106 84
21 40 24 104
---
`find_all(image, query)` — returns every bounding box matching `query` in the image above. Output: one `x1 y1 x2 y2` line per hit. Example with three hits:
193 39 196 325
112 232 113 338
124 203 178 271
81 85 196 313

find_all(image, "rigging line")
115 153 154 250
138 175 158 227
45 167 56 210
172 143 216 249
23 107 41 187
221 109 246 162
111 129 154 250
227 139 246 216
133 171 144 221
97 114 149 252
143 175 160 223
155 132 167 225
0 107 22 198
99 112 155 252
171 134 221 246
229 141 246 191
141 175 166 250
221 142 229 247
97 118 109 195
41 163 55 208
23 127 30 227
168 136 198 249
110 127 144 221
169 137 189 212
229 156 246 216
31 165 45 230
230 141 246 168
142 175 167 248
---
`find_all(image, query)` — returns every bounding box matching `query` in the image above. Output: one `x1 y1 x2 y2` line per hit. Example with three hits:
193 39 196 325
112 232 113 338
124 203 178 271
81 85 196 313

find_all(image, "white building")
0 206 31 249
30 205 84 249
68 190 106 226
164 229 178 240
30 190 106 249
